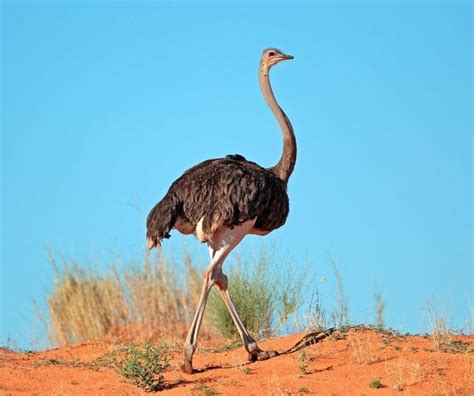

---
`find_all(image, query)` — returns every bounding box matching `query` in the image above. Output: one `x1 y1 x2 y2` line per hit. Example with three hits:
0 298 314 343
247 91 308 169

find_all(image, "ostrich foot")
180 359 194 374
247 349 279 362
257 349 279 361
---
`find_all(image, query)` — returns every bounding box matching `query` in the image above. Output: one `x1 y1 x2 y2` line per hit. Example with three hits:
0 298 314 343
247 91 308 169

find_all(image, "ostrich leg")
214 270 278 361
182 219 256 374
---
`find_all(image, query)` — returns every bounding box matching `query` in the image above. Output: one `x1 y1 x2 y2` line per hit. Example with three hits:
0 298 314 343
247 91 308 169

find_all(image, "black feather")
146 157 289 247
225 154 247 161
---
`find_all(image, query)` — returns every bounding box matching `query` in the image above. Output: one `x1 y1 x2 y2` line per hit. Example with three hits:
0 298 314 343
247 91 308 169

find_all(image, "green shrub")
368 378 385 389
110 343 169 391
192 384 219 395
207 248 302 341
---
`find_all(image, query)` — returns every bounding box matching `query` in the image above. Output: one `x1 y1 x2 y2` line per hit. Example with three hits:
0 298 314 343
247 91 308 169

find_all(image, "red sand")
1 328 472 395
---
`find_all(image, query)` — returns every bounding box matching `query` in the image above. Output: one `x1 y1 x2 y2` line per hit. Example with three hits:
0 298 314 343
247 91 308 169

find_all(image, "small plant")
305 288 327 332
424 300 461 352
239 366 252 374
349 330 380 365
298 386 310 393
424 300 469 352
374 290 385 328
110 343 169 392
368 378 385 389
298 350 310 375
384 358 423 391
192 384 219 395
32 358 90 369
330 257 349 328
464 302 473 335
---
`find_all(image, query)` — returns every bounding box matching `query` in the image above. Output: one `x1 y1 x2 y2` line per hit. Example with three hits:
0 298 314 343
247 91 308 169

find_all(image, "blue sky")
1 1 472 349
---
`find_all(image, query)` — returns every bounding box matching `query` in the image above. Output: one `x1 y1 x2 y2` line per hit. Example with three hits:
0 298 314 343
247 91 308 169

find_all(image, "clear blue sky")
1 1 472 349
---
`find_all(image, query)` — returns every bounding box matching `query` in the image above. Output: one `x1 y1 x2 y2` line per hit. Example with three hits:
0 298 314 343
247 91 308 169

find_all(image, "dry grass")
121 253 200 342
424 300 471 353
42 247 302 346
304 289 327 333
301 258 349 333
44 252 203 345
373 289 385 328
384 358 424 391
47 256 127 345
330 257 349 328
349 332 378 365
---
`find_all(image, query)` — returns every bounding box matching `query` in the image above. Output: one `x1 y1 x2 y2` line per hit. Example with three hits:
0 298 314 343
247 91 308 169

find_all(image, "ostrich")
146 48 296 373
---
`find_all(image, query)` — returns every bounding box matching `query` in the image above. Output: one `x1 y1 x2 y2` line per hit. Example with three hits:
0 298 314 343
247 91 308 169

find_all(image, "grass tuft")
330 257 349 328
192 383 220 395
424 300 471 353
374 290 385 329
368 378 385 389
42 252 204 345
305 288 327 332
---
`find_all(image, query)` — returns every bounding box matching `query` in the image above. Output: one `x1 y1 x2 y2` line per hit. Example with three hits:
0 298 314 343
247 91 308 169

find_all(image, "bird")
146 48 296 374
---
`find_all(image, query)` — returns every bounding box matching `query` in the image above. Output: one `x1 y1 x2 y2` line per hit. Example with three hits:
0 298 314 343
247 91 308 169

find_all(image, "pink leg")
182 220 255 373
214 270 278 362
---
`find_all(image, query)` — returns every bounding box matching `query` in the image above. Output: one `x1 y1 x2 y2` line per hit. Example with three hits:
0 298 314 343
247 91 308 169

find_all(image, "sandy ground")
0 328 472 395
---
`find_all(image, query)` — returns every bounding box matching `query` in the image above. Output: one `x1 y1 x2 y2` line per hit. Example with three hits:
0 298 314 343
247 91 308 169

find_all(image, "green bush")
368 378 385 389
110 343 169 391
207 248 302 341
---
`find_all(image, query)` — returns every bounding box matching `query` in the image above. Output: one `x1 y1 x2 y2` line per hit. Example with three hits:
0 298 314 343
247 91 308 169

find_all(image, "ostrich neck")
259 63 296 183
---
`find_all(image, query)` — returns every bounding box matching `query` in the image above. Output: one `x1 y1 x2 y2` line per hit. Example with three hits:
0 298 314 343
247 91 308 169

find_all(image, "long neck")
259 62 296 183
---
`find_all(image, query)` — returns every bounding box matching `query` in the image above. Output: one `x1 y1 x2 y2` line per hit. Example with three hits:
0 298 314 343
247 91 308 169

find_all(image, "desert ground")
1 327 472 395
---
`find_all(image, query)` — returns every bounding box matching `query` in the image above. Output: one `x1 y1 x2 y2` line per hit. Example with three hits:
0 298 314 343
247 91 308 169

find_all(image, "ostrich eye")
269 51 275 57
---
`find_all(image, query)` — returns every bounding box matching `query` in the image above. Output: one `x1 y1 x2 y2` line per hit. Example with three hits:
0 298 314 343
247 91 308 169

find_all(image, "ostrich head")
261 48 294 68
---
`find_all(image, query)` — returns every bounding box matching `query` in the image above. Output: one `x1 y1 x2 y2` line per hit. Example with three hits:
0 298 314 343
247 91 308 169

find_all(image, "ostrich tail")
146 193 180 249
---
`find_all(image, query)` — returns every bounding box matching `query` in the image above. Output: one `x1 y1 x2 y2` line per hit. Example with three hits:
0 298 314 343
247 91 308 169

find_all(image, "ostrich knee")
215 273 228 290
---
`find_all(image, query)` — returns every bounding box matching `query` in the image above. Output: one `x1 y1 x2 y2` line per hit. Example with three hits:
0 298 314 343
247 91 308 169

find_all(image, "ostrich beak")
281 53 294 61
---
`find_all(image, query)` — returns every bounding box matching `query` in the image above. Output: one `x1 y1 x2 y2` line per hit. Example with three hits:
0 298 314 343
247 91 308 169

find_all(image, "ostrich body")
146 48 295 373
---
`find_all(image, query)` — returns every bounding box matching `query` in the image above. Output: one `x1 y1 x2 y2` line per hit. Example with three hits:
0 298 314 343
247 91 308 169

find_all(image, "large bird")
146 48 296 373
